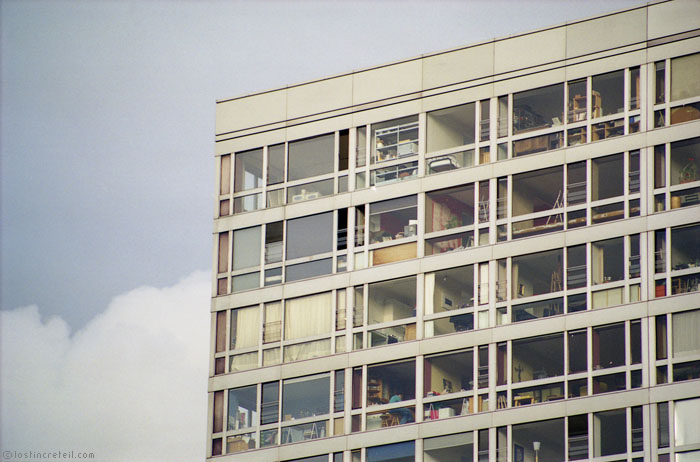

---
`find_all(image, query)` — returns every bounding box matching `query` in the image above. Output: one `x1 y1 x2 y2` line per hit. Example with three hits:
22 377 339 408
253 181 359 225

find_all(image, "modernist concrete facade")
209 1 700 461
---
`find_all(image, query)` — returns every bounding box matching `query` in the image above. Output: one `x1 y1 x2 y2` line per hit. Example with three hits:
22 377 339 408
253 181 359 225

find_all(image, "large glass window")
234 148 263 192
227 385 257 431
592 153 624 201
568 79 587 123
233 226 261 270
426 185 475 233
673 309 700 358
671 53 700 101
512 418 565 462
513 83 564 134
369 196 417 244
670 137 700 186
512 249 563 298
426 103 476 152
282 374 330 421
372 116 419 164
288 133 335 181
286 212 333 260
367 360 415 404
592 237 624 285
512 334 564 382
425 265 474 316
592 323 625 369
424 349 473 395
368 277 416 324
594 409 627 456
284 292 331 340
230 305 259 350
568 330 587 373
592 70 624 117
367 441 414 462
675 398 700 446
671 224 700 270
512 167 563 217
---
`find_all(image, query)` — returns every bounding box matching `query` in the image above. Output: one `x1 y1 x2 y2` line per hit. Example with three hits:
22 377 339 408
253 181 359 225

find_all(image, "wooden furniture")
367 378 384 405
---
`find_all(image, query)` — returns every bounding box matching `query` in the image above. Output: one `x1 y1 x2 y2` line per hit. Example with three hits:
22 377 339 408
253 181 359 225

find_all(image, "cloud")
1 271 211 461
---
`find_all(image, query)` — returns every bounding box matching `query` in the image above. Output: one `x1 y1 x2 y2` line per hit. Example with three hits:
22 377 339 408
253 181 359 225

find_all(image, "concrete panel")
423 43 495 90
352 100 423 128
216 89 287 135
215 128 287 155
282 273 349 300
565 49 646 81
280 353 348 379
422 83 494 114
278 436 345 461
647 35 700 62
566 8 647 59
495 27 566 75
349 260 421 286
419 247 492 275
649 293 700 316
286 75 353 120
493 68 565 96
648 0 700 40
285 114 352 142
353 59 423 106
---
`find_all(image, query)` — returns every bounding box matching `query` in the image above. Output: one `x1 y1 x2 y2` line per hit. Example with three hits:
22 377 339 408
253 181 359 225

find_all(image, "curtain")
673 309 700 357
284 339 330 362
285 292 331 340
232 306 259 349
424 273 435 315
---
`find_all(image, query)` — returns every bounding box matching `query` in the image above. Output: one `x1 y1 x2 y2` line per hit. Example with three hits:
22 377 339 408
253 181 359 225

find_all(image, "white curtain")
673 309 700 357
285 292 331 340
284 339 331 362
424 273 436 315
232 306 259 349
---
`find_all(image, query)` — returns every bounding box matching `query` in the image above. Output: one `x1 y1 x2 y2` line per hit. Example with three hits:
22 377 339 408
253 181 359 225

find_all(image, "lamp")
533 441 541 462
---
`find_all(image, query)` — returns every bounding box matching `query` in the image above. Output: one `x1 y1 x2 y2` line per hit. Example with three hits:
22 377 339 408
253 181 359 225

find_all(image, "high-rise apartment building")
208 2 700 461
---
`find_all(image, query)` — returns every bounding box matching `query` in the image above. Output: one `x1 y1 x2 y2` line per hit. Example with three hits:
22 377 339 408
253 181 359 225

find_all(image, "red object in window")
655 284 666 297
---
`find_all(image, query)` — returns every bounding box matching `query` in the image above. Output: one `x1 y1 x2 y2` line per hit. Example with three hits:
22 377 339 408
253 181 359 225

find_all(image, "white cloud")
1 271 211 461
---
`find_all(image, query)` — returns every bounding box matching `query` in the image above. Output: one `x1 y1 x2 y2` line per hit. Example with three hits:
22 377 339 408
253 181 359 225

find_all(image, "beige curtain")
673 309 700 357
285 292 331 340
232 306 259 349
284 339 331 362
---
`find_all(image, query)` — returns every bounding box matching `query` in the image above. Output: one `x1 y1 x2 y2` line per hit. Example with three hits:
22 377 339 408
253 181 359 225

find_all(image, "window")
513 83 564 134
673 309 700 357
511 167 564 237
512 418 565 462
282 374 330 421
513 132 563 157
261 381 279 424
568 79 587 123
427 103 476 152
425 265 474 316
671 224 700 271
286 213 333 260
592 70 624 117
369 196 417 244
233 226 261 270
593 323 625 369
671 53 700 101
424 349 473 395
594 408 627 456
367 360 415 404
512 249 563 298
568 330 587 373
234 148 263 192
230 306 259 350
568 414 588 460
372 116 419 163
567 245 587 289
227 385 257 431
267 143 285 185
288 133 334 181
674 398 700 446
367 441 414 462
427 150 475 174
512 333 564 382
368 276 416 324
592 237 624 285
592 153 624 201
264 222 283 264
670 137 700 186
284 292 331 340
426 184 475 233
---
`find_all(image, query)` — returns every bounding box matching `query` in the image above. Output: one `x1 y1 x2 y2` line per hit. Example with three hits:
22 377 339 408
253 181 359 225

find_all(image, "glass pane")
267 143 285 184
288 133 335 181
234 148 263 192
513 83 564 134
286 212 333 259
671 53 700 101
427 103 475 152
592 70 624 117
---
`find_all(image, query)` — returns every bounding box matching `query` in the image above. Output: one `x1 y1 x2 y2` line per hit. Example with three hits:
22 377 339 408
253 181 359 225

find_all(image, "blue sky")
0 1 643 460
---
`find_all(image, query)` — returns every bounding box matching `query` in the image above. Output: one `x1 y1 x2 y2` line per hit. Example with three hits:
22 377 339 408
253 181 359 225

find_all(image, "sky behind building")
0 1 646 460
